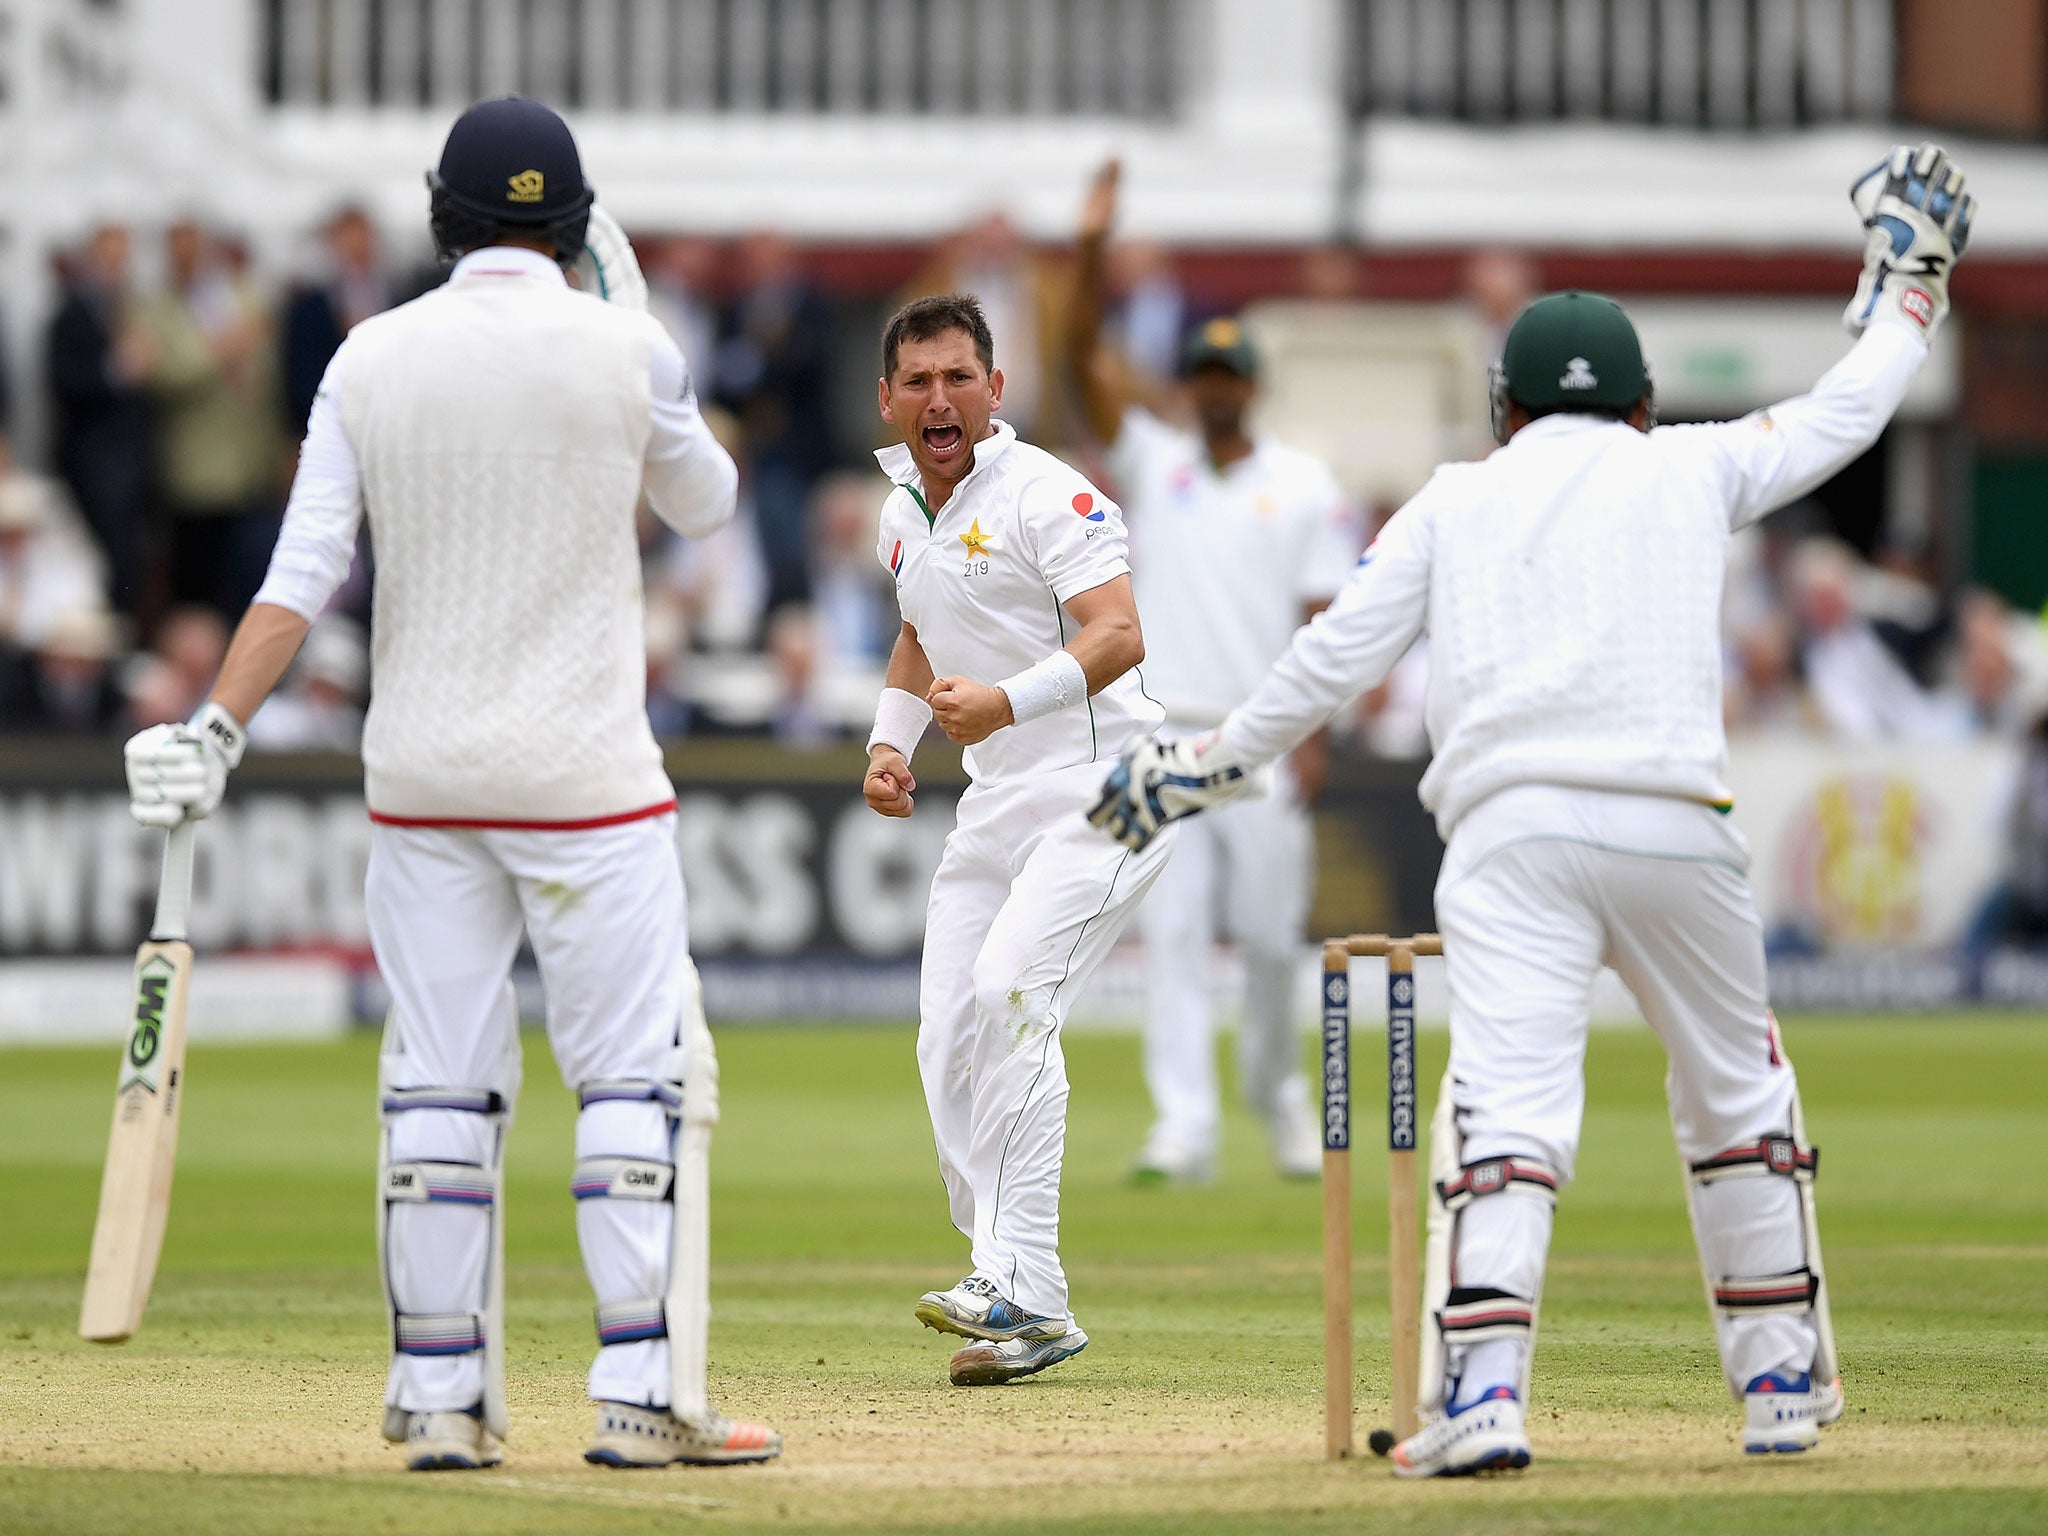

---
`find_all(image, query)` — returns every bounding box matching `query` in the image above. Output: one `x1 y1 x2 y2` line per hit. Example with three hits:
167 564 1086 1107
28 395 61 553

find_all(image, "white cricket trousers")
369 812 693 1414
1434 784 1817 1397
1140 754 1314 1156
918 760 1177 1320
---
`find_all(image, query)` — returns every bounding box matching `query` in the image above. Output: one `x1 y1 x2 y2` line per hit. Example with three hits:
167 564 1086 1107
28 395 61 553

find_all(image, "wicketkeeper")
1091 145 1973 1474
123 96 779 1472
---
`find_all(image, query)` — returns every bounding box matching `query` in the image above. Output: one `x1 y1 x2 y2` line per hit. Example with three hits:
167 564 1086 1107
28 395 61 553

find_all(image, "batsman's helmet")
426 96 594 266
1489 290 1654 445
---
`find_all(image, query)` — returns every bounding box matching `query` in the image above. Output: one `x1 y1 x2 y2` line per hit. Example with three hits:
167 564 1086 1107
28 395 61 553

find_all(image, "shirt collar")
874 419 1017 493
450 246 568 287
1508 413 1631 443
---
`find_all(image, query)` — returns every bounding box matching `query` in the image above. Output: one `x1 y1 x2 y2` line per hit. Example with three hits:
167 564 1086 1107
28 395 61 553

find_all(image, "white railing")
1345 0 1894 129
258 0 1185 118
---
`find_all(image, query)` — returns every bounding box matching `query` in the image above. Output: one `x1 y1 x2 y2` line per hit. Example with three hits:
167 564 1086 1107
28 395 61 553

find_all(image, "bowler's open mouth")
922 422 965 460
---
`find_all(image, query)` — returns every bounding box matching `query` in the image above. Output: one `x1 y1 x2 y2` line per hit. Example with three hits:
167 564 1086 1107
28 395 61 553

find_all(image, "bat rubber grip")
150 821 197 944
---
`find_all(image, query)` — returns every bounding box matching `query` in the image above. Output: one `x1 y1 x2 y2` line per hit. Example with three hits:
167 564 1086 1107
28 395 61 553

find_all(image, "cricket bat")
79 820 198 1343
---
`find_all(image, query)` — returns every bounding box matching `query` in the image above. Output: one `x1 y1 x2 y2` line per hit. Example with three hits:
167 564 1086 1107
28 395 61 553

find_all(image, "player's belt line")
368 799 678 832
1438 831 1746 898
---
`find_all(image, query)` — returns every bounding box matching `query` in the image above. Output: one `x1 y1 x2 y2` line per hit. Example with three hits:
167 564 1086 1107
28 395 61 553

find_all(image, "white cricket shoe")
914 1275 1071 1342
381 1405 504 1471
584 1400 782 1467
1742 1370 1830 1454
1390 1387 1531 1478
949 1327 1091 1386
1128 1129 1216 1187
1263 1098 1323 1181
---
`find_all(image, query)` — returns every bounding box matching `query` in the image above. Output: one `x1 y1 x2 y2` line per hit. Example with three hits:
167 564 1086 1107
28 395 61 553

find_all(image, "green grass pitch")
1 1016 2044 1535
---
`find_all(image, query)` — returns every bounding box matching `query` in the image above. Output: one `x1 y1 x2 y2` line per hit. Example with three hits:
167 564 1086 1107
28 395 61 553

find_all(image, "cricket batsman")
122 97 780 1471
1091 145 1973 1472
863 294 1176 1385
1066 160 1359 1185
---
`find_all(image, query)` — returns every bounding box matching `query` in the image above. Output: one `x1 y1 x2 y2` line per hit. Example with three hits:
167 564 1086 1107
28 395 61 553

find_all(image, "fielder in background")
1091 144 1974 1474
863 293 1176 1386
1067 160 1359 1185
122 97 780 1472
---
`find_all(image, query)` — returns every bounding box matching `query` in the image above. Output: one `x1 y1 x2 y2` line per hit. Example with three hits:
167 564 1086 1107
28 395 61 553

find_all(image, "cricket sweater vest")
337 267 675 824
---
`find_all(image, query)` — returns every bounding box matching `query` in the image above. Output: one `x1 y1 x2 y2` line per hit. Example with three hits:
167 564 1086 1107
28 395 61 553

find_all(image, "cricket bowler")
1067 160 1359 1185
1091 144 1973 1472
122 96 780 1471
863 293 1177 1385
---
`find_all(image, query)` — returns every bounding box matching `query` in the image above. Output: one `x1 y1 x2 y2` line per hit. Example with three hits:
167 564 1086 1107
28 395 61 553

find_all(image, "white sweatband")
996 650 1088 727
191 700 248 768
867 687 934 762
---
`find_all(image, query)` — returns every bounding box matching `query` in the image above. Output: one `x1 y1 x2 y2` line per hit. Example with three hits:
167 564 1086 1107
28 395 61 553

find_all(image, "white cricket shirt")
875 420 1162 784
1110 408 1357 727
252 246 737 823
1219 320 1930 836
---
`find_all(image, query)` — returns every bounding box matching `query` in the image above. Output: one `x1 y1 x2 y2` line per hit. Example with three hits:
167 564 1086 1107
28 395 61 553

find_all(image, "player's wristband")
190 700 247 769
996 650 1088 727
867 687 934 763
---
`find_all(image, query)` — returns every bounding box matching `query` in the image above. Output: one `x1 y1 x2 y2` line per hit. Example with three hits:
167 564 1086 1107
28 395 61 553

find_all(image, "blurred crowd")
5 209 2048 779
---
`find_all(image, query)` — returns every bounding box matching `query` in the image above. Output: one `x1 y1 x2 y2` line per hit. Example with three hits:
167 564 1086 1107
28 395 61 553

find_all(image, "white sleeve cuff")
867 687 933 761
996 649 1088 727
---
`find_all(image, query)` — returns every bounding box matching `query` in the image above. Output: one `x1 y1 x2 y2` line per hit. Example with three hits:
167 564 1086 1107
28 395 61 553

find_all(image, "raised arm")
643 328 740 539
1683 142 1975 531
1064 159 1132 447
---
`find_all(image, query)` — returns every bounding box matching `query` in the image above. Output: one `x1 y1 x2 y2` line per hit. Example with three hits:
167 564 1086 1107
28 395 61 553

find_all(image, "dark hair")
881 293 994 380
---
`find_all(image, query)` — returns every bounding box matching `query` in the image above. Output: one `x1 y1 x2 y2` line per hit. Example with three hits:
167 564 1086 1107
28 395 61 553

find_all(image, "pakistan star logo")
959 519 996 557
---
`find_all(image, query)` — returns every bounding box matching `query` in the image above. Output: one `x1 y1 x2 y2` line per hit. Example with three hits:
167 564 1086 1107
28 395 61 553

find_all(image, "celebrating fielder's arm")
863 294 1176 1386
1067 160 1359 1185
1093 145 1973 1474
122 98 779 1472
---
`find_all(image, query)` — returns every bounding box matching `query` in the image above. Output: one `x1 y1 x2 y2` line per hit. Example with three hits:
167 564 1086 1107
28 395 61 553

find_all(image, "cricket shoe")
1742 1370 1829 1454
949 1327 1090 1386
1389 1386 1531 1478
1128 1129 1216 1187
584 1400 782 1467
1263 1098 1323 1181
914 1275 1070 1342
381 1405 504 1471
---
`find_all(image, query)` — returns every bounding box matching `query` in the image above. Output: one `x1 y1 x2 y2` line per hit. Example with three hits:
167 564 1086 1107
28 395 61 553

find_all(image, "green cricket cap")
1180 315 1259 378
1497 291 1648 415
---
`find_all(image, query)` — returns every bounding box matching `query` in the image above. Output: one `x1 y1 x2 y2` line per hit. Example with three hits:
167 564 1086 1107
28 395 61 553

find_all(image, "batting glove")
571 204 649 312
1844 142 1974 344
1087 730 1252 851
124 702 246 829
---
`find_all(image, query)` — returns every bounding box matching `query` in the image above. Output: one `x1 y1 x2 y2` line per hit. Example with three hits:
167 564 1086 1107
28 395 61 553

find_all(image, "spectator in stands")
281 204 397 437
646 236 723 387
1105 239 1187 386
123 602 228 727
247 616 369 750
1 605 127 734
45 223 154 616
713 231 836 635
134 218 285 622
1724 613 1815 734
1951 589 2048 739
1787 537 1949 741
907 212 1062 440
0 449 109 669
808 470 895 679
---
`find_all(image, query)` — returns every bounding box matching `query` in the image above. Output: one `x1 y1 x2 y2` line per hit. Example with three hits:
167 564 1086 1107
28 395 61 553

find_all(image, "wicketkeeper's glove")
1087 730 1252 851
1844 142 1974 345
570 204 649 312
124 702 245 829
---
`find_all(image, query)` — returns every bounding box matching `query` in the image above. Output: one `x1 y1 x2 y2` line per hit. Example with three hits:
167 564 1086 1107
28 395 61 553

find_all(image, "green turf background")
2 1017 2044 1534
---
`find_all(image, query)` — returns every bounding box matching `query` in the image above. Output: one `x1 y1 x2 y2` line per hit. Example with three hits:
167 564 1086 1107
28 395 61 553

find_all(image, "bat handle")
150 820 198 944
